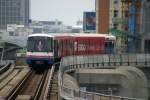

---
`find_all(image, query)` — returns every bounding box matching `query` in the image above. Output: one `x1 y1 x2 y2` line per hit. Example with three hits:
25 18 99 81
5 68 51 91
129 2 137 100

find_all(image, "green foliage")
17 48 27 53
108 28 129 39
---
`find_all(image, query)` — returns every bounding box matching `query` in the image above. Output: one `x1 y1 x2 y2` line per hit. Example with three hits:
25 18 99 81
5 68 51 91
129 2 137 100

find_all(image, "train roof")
71 33 116 40
28 33 54 38
28 33 116 40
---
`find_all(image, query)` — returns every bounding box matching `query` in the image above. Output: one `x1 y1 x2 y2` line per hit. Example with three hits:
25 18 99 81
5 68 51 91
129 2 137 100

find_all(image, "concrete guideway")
75 66 148 99
0 66 30 99
59 54 150 100
0 32 27 48
61 54 150 69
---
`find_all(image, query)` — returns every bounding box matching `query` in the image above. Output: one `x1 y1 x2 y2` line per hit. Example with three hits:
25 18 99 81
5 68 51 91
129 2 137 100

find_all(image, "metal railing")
58 53 149 100
60 86 139 100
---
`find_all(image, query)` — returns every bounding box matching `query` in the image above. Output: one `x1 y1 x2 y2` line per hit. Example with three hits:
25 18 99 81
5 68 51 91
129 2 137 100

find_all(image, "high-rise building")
0 0 30 30
96 0 149 53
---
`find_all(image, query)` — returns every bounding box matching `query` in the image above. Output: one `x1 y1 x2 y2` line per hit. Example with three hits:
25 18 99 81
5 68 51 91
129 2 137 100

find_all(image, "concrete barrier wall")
62 54 150 69
58 53 150 100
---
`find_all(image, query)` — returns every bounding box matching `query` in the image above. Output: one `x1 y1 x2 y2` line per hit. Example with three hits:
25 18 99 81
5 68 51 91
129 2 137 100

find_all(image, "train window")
47 38 53 52
74 42 77 51
27 36 53 52
105 41 114 48
105 42 108 47
27 37 34 51
60 40 63 53
35 40 44 51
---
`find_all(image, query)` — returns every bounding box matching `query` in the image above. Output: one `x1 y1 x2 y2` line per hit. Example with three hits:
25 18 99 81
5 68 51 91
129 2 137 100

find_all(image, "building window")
113 24 118 29
114 0 118 4
125 10 128 18
114 10 118 17
125 26 128 31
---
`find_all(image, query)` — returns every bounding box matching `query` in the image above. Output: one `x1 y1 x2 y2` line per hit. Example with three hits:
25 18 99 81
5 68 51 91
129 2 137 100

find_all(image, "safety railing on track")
62 54 150 71
43 64 55 99
58 53 150 100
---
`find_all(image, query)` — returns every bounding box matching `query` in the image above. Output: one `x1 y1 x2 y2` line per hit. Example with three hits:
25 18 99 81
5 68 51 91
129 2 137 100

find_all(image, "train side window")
61 40 63 53
105 41 114 48
46 38 53 52
51 38 53 50
64 40 66 49
105 42 108 48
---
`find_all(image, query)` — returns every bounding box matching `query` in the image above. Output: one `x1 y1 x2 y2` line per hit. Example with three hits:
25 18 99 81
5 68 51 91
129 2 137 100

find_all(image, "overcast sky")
31 0 95 26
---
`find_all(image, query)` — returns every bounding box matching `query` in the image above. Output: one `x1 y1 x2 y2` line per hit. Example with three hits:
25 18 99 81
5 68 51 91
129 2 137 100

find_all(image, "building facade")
0 0 30 30
109 0 126 53
96 0 150 53
109 0 122 30
141 0 150 34
30 20 72 33
96 0 110 33
141 0 150 53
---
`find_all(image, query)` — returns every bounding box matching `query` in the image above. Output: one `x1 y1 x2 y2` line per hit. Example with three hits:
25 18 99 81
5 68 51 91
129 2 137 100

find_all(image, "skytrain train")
26 33 116 69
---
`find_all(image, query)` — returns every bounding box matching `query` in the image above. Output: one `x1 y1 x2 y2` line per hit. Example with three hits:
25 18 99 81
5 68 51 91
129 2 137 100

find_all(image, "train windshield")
27 36 53 52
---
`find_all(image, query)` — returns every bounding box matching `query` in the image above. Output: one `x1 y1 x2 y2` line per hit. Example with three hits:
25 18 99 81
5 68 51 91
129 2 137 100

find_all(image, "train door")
101 38 106 54
105 40 115 54
68 39 74 56
54 39 59 60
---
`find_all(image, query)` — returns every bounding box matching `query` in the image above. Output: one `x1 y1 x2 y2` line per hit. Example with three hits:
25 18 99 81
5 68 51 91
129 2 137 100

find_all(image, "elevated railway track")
14 70 48 100
9 65 58 100
59 54 150 100
43 65 58 100
0 53 150 99
0 64 59 100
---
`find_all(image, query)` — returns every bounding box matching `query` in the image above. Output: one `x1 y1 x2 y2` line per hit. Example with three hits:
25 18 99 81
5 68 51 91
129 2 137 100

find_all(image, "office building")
0 0 30 30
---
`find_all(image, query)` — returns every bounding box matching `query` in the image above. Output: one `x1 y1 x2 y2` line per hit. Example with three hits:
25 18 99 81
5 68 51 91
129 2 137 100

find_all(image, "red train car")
53 33 115 59
73 34 105 55
53 34 74 59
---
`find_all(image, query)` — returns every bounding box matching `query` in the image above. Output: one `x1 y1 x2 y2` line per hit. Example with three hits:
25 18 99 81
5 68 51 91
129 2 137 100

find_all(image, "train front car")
26 34 54 69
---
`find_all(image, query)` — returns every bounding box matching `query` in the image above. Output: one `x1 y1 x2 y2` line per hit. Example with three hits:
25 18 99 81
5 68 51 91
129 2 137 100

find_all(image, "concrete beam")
75 66 148 99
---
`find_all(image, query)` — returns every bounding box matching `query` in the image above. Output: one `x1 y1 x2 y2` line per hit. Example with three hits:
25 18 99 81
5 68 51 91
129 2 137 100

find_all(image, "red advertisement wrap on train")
73 34 105 55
